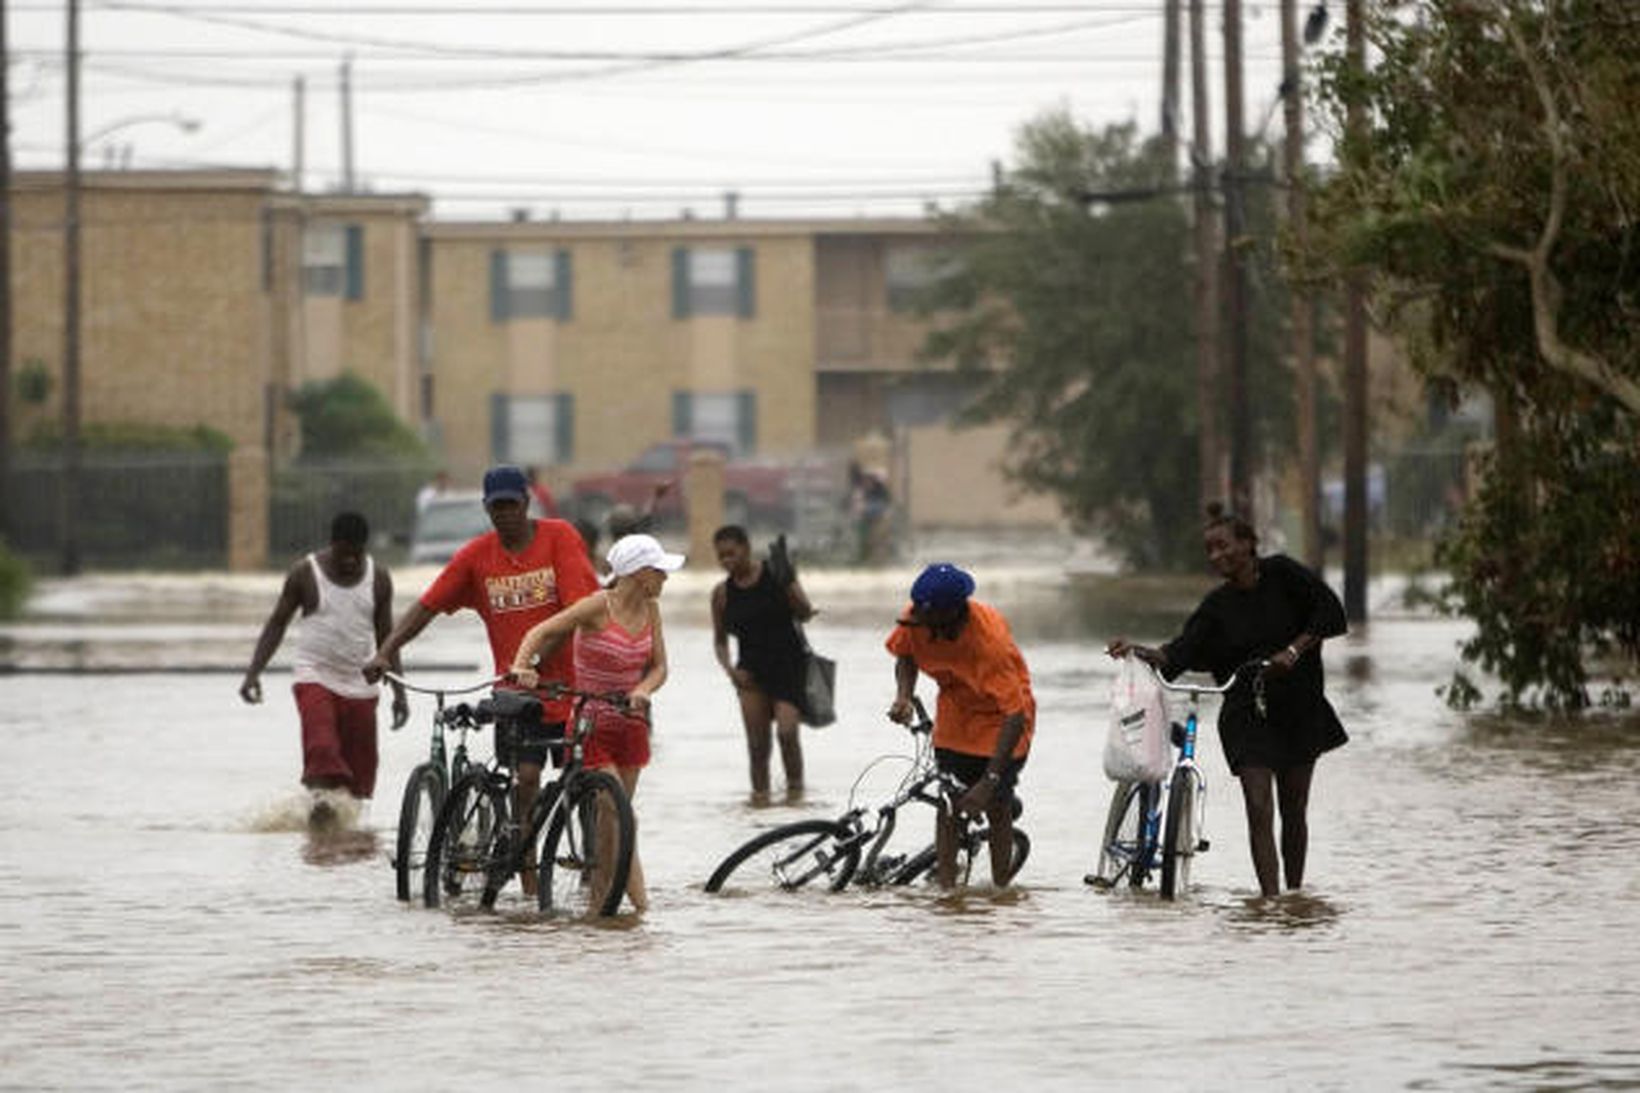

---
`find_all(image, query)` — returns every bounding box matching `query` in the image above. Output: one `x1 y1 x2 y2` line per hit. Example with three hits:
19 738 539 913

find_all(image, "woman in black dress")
1108 506 1348 897
711 525 817 803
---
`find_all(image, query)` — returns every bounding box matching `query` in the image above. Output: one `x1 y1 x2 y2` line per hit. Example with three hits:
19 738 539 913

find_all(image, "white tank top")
292 553 379 699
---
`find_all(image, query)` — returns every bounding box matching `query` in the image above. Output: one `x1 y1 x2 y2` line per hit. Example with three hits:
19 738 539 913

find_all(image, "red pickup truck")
570 440 814 529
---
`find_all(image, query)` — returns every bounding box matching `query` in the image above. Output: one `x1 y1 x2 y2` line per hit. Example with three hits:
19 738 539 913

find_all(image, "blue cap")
482 464 529 505
910 563 975 611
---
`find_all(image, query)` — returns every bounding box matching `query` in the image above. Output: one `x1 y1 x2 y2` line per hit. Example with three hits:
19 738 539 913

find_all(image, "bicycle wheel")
704 820 860 894
394 763 443 902
889 827 1031 887
422 771 507 911
537 770 634 918
1160 768 1200 901
1086 780 1151 890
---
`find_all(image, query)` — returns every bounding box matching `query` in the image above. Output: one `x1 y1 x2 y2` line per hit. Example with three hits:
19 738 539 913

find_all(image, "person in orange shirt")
886 563 1034 888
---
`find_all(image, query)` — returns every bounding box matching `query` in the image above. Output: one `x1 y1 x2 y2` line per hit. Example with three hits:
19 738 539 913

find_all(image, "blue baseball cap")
482 464 529 505
910 563 975 612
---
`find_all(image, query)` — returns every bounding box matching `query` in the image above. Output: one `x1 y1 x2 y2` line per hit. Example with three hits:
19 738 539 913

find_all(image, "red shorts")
293 683 379 798
584 711 651 770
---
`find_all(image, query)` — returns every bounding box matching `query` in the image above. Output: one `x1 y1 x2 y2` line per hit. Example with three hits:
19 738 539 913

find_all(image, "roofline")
424 215 945 241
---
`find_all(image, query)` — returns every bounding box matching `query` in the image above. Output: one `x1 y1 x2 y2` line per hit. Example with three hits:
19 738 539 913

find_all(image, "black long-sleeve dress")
1160 553 1348 773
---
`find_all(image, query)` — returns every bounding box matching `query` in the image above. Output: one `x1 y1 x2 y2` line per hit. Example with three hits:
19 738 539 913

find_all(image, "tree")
288 371 428 461
918 111 1298 570
1306 0 1640 706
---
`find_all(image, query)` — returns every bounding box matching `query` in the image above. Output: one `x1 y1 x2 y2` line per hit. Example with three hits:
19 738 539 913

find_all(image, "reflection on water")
3 572 1640 1089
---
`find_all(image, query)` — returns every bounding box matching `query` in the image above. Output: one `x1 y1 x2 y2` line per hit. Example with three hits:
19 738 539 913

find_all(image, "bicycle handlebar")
1147 660 1267 696
380 671 505 696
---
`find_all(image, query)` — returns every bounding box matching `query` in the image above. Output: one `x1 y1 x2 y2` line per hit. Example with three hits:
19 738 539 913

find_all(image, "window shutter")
736 389 757 454
671 247 690 319
344 224 365 300
735 246 756 318
671 391 692 437
489 249 509 323
555 392 575 463
555 248 574 321
490 392 510 461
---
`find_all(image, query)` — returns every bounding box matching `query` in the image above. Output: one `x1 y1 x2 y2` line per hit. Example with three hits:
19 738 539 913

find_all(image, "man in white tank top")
241 512 408 819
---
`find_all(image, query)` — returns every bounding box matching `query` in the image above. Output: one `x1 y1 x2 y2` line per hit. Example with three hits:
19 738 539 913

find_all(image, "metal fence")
2 451 228 569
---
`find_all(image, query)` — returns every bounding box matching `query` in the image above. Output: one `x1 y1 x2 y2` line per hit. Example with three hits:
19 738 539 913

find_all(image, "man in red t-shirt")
364 465 599 883
887 562 1034 888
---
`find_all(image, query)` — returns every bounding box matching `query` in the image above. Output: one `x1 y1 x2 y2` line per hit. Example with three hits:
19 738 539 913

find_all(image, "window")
672 246 755 318
672 390 756 455
489 248 573 321
303 223 363 299
885 243 951 312
490 392 574 465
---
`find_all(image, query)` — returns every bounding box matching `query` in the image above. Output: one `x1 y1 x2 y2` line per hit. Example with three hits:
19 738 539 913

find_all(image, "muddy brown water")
3 565 1638 1090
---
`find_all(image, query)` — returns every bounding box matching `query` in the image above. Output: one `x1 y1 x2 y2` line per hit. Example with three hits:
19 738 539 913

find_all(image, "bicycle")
704 697 1030 894
1086 661 1263 900
386 672 501 903
421 682 637 918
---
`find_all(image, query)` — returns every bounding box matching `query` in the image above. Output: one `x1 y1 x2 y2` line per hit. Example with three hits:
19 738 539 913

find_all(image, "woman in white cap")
511 532 684 912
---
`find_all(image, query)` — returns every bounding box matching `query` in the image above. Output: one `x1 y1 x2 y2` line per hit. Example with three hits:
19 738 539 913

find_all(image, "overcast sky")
8 1 1310 222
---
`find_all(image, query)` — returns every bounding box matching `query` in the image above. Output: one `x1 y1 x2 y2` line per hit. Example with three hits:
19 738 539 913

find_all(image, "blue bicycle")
1086 662 1262 900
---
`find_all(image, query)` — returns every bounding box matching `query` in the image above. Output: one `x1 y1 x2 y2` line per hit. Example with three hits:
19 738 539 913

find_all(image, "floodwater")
3 558 1639 1091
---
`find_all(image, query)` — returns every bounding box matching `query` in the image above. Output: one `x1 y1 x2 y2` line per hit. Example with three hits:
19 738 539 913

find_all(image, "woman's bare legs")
736 688 774 802
1236 766 1280 897
1275 762 1315 890
772 698 805 800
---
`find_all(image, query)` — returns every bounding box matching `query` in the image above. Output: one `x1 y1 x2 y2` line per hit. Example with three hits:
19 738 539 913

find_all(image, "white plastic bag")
1103 657 1172 783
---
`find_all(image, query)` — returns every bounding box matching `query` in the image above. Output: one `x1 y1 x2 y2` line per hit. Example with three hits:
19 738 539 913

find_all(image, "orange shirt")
885 599 1034 759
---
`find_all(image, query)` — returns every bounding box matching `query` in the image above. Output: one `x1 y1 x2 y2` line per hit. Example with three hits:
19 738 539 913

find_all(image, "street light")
58 88 204 574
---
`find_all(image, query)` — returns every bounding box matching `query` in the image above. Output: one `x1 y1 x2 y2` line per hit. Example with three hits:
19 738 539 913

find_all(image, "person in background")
240 512 408 827
511 533 683 913
887 563 1033 887
526 465 561 518
415 469 450 513
1106 504 1348 899
362 465 600 890
606 479 675 542
712 525 817 804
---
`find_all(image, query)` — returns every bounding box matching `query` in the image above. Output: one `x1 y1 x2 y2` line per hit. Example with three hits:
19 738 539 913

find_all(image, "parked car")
569 440 819 530
408 490 549 564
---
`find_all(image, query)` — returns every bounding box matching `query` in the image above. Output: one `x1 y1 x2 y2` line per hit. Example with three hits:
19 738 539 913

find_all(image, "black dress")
723 564 808 709
1160 554 1348 773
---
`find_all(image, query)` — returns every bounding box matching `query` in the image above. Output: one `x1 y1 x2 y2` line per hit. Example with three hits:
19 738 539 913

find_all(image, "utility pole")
1189 0 1220 510
1161 0 1181 181
0 0 13 534
339 56 354 192
1282 0 1322 568
292 75 305 193
1343 0 1370 621
60 0 82 575
1222 0 1251 516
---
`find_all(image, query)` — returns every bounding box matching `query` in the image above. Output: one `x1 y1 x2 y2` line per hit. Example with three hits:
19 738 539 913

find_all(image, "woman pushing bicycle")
1107 504 1348 899
511 532 683 913
887 563 1035 889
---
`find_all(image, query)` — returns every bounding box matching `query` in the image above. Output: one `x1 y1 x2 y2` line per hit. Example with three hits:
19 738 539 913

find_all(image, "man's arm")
888 654 920 723
362 600 437 684
240 565 308 704
373 563 410 728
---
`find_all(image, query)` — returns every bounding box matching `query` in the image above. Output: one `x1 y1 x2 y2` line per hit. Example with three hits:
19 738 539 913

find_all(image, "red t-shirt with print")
420 518 599 722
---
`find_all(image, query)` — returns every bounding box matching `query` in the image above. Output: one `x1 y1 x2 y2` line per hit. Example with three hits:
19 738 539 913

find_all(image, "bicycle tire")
704 819 860 894
889 827 1031 887
1087 780 1150 890
1160 768 1198 901
422 770 508 911
537 770 634 918
394 763 444 902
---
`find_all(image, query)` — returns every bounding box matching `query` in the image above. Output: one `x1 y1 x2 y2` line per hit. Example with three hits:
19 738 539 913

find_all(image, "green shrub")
0 540 32 619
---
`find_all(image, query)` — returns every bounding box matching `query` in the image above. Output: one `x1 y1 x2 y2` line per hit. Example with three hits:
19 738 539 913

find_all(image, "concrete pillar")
227 446 270 572
685 446 725 569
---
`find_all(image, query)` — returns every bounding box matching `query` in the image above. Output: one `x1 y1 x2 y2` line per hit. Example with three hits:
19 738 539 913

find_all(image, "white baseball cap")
605 533 686 581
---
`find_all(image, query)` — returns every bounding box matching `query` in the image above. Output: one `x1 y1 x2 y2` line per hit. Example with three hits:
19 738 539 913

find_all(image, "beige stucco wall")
904 422 1063 528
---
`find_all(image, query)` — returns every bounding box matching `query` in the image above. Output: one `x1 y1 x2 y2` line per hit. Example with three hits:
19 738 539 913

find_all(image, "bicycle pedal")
1197 839 1210 852
1084 873 1113 889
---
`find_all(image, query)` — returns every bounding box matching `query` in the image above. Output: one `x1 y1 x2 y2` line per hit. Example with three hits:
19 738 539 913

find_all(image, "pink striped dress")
573 596 654 739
